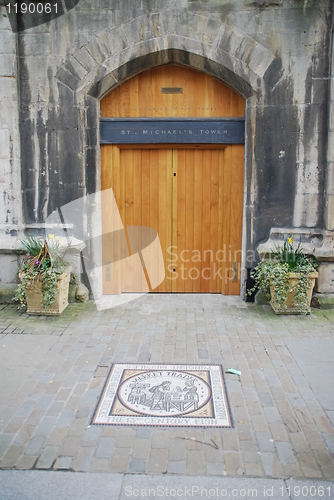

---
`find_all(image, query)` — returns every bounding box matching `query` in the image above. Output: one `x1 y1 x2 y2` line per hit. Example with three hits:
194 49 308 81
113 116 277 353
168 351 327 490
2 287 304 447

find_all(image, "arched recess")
54 15 282 298
100 65 245 295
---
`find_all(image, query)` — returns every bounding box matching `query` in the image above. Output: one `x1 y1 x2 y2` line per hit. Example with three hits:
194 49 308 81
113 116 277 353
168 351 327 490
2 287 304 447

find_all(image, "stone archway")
56 10 277 99
54 11 284 297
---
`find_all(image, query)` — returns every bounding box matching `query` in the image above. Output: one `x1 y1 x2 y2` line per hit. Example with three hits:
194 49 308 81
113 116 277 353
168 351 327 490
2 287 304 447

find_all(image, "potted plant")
248 237 318 315
14 234 72 315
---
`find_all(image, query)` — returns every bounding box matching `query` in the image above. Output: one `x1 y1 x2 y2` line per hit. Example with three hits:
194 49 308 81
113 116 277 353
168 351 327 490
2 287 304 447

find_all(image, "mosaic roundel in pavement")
118 370 211 416
92 364 232 428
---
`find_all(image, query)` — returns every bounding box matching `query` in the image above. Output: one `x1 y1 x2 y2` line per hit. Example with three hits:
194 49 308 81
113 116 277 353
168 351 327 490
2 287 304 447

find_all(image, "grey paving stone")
298 387 316 401
36 446 59 469
258 392 275 407
56 410 76 428
167 460 185 474
54 456 72 470
24 436 46 456
326 410 334 427
136 428 152 438
206 462 225 475
198 349 209 358
275 441 296 463
129 459 146 473
36 395 55 410
0 434 14 456
256 432 275 452
16 405 34 417
35 417 57 436
287 393 306 408
83 426 102 441
82 389 100 404
322 433 334 454
266 375 281 387
95 438 115 459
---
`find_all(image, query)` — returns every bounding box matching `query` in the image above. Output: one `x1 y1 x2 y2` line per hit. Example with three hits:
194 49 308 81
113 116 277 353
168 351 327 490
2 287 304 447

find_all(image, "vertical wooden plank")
141 149 150 290
209 150 219 292
172 149 178 292
156 149 166 291
222 145 232 294
122 149 134 292
229 145 244 295
132 149 144 291
101 145 112 294
176 149 186 292
193 149 203 293
165 149 173 292
129 76 139 118
184 150 194 292
149 149 159 289
201 150 211 293
111 145 122 294
217 149 224 293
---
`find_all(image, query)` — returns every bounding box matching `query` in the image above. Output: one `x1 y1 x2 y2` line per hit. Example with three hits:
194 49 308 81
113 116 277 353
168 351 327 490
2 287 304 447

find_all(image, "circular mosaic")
118 370 211 416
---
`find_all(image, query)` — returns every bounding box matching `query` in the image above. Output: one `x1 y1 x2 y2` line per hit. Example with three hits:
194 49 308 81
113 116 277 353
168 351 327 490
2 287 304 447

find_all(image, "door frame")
98 69 247 297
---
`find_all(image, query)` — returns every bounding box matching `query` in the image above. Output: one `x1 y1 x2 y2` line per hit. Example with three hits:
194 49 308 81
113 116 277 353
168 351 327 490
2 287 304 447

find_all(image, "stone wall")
0 4 22 287
0 0 333 295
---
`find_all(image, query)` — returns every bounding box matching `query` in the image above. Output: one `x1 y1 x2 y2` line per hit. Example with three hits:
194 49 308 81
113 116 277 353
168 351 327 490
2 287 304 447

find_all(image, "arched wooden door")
100 65 245 294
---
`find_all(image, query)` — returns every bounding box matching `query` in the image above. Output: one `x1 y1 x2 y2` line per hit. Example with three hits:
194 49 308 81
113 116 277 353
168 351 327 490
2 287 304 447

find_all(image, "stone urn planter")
270 271 318 315
25 266 72 315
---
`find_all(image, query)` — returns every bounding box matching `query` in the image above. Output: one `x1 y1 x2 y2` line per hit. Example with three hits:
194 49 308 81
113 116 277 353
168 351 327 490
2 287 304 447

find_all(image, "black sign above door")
100 118 245 145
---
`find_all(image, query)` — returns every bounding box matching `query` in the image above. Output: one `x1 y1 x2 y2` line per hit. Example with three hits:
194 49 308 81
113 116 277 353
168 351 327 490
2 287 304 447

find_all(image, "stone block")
0 129 10 159
316 263 334 294
311 293 334 309
20 33 52 57
0 285 17 304
73 47 97 73
86 37 108 65
0 55 15 77
0 255 19 285
56 67 79 91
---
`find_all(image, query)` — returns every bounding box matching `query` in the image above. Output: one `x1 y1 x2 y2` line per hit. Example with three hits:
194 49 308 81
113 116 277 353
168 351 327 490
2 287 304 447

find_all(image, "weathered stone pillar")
0 5 22 297
325 8 334 231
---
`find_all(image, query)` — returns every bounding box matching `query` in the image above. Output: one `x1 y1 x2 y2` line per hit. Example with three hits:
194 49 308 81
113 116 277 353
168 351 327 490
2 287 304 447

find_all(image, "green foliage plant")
248 237 318 314
14 234 69 309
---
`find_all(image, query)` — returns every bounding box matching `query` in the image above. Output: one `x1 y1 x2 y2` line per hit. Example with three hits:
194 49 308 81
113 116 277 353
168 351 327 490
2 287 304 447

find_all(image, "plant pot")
25 267 72 315
270 271 318 315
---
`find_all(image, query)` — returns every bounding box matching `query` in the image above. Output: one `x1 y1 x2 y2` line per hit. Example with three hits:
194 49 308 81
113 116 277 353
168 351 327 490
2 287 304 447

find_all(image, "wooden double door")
101 144 244 294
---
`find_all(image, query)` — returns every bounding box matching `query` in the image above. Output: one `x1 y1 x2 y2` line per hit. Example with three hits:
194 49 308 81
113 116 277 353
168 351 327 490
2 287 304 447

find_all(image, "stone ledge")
257 227 334 262
311 293 334 309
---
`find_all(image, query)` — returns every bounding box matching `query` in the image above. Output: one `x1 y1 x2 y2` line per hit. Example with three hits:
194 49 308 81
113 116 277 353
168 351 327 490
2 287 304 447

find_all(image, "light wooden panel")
101 65 245 119
101 145 173 293
101 145 244 294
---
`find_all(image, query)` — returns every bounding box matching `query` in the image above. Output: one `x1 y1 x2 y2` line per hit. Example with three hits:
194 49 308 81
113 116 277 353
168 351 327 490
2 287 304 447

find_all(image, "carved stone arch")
55 10 278 101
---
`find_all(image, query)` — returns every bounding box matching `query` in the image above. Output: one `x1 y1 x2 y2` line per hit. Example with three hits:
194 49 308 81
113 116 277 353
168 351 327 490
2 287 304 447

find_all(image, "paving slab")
284 339 334 411
0 470 123 500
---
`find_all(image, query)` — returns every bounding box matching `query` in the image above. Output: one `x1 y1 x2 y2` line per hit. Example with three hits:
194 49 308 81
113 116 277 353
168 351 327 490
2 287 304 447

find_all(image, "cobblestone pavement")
0 296 334 481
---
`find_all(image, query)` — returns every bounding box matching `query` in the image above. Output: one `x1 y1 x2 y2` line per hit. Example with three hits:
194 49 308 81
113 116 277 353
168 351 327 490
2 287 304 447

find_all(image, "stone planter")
270 271 318 315
25 267 72 315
